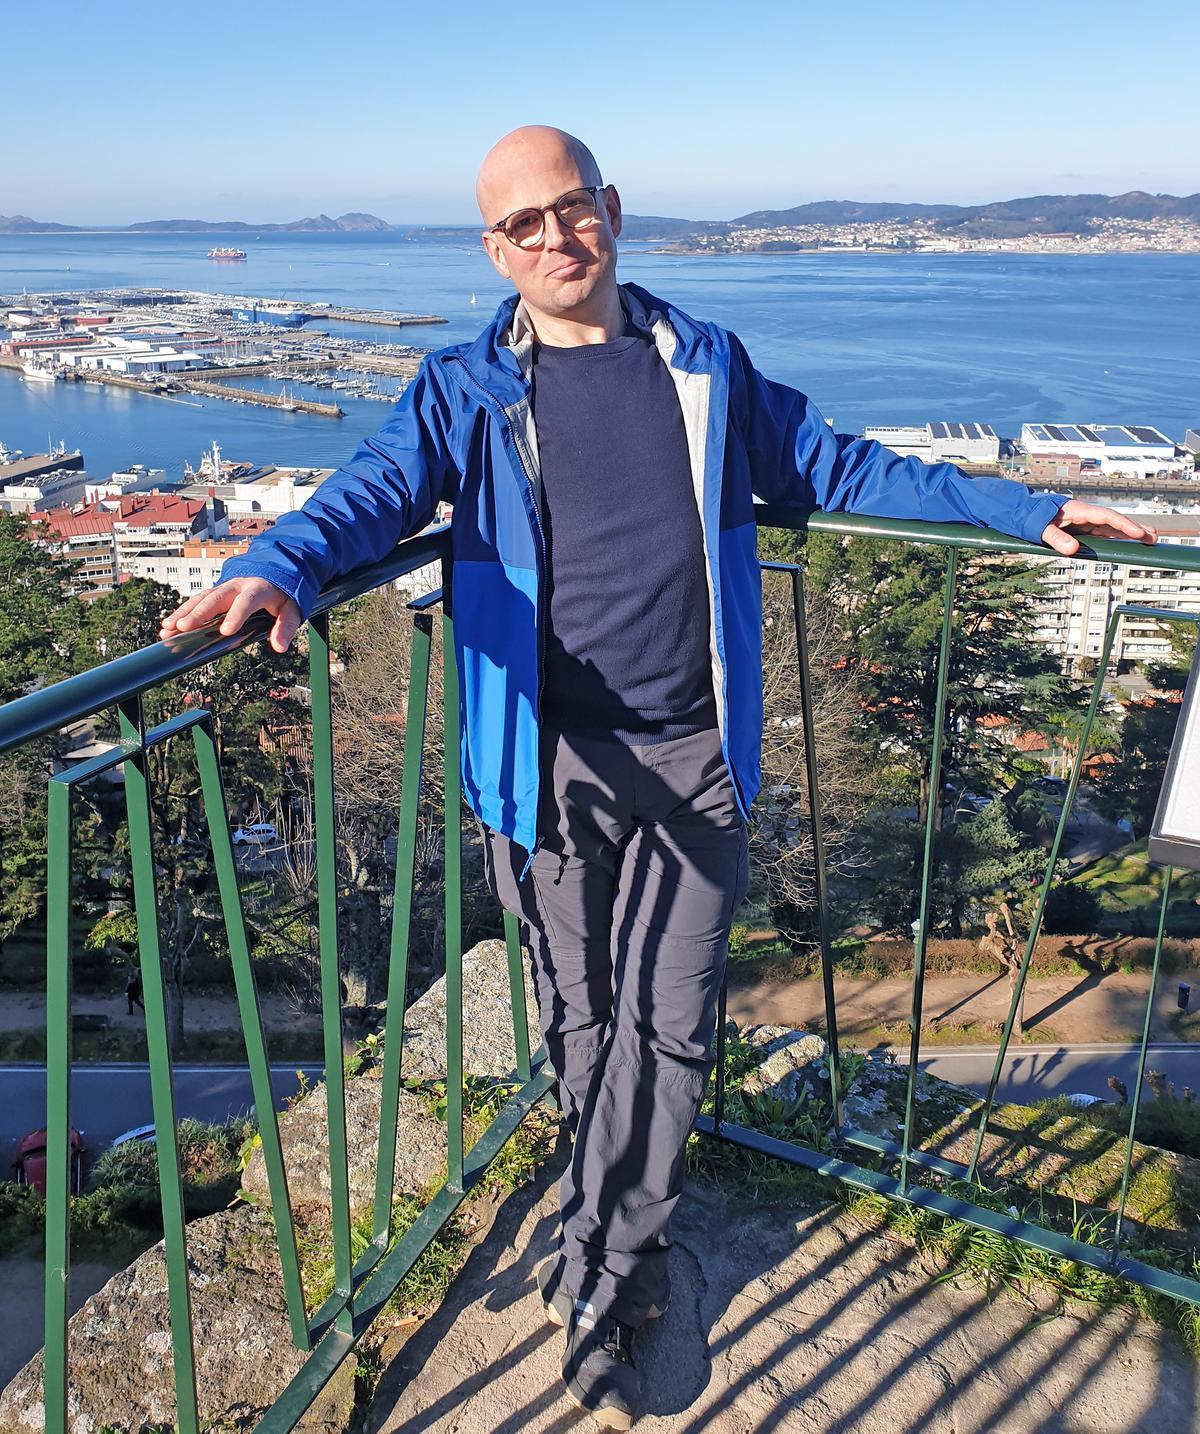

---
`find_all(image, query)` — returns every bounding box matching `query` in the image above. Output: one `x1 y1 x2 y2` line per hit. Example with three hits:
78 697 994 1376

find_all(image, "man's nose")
541 208 575 251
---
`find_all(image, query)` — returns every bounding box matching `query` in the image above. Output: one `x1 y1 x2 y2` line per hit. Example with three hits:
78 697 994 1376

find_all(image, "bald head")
476 126 603 225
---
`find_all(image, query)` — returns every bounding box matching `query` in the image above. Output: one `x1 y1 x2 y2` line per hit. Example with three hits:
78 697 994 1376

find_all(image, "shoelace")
597 1317 635 1366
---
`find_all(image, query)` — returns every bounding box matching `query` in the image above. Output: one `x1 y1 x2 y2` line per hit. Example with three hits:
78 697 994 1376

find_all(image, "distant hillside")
734 191 1200 236
124 212 392 233
0 212 393 234
3 193 1198 238
0 214 80 233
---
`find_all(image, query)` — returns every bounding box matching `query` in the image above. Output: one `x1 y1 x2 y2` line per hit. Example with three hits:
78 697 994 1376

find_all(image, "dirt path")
0 989 322 1035
726 965 1200 1043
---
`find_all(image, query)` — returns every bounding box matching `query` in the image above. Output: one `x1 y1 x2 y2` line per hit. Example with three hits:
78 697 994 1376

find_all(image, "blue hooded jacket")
219 282 1065 858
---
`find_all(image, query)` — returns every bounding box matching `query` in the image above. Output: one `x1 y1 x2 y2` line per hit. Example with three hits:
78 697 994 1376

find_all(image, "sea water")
0 230 1196 480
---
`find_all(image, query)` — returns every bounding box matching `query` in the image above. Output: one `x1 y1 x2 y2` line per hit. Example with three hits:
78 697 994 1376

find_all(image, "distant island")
0 211 393 235
4 192 1200 254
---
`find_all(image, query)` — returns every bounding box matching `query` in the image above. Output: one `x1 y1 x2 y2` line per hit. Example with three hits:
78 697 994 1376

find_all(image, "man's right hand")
158 577 302 654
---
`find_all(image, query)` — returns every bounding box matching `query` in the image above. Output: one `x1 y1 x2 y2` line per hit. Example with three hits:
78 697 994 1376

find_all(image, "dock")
318 307 446 328
177 377 343 417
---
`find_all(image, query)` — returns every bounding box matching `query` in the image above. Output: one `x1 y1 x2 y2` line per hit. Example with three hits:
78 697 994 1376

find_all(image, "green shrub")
1043 883 1102 934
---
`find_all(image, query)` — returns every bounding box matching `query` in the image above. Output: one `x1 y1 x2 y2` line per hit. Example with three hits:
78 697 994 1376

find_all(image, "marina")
0 286 430 422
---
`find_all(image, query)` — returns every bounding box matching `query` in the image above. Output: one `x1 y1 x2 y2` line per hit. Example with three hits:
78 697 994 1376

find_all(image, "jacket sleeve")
216 356 462 620
728 333 1066 545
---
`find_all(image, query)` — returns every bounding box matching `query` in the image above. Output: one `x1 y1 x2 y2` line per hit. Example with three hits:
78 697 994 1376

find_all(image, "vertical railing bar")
899 549 958 1191
308 612 354 1334
965 609 1121 1181
116 697 199 1434
372 611 433 1250
190 717 309 1349
42 778 73 1434
713 982 729 1127
441 603 465 1192
790 566 844 1130
1113 865 1173 1250
503 910 533 1083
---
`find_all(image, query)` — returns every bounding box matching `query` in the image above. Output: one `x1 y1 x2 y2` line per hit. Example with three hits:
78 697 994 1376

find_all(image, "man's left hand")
1040 499 1157 556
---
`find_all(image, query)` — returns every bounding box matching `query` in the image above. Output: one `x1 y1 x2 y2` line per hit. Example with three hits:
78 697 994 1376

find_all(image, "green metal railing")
2 509 1199 1428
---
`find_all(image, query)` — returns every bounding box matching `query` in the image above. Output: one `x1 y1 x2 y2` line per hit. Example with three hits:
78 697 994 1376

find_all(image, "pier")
176 377 344 417
316 306 446 328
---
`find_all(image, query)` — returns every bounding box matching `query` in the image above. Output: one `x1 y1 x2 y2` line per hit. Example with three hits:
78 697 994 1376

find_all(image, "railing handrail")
758 505 1200 572
4 506 1198 756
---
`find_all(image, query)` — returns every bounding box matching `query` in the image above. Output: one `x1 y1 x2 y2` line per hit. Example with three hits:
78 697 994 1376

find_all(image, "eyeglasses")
489 185 604 249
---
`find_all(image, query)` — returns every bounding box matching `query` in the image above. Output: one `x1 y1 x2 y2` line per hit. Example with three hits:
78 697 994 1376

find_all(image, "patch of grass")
839 1020 1063 1049
844 1180 1200 1356
1031 1091 1200 1162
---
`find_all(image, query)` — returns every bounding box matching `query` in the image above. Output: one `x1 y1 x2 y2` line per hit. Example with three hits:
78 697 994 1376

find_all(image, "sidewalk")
363 1158 1196 1433
726 966 1200 1045
2 965 1195 1049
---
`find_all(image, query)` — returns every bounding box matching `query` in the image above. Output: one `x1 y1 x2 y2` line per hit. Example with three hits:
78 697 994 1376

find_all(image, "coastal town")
659 211 1200 255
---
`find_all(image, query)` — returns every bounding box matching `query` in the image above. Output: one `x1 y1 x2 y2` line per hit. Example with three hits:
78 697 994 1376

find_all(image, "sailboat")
469 292 477 306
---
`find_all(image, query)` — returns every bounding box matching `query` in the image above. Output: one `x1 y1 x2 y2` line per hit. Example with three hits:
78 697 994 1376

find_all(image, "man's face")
480 149 622 321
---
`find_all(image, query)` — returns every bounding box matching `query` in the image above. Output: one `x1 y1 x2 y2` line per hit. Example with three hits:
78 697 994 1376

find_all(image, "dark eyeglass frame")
488 185 605 248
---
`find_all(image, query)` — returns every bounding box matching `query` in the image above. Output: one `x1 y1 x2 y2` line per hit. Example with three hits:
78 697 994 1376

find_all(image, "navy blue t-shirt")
531 325 717 743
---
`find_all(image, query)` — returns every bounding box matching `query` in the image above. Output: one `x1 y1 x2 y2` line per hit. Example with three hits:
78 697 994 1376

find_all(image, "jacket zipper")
445 356 547 871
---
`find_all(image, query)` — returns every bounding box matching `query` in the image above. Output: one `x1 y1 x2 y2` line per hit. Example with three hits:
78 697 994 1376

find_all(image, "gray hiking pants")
481 724 749 1326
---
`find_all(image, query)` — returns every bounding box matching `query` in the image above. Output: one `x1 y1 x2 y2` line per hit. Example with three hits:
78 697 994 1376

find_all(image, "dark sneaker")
535 1256 668 1328
562 1301 640 1430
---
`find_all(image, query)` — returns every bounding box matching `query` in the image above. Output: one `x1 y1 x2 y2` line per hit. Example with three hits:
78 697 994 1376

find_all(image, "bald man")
161 127 1154 1428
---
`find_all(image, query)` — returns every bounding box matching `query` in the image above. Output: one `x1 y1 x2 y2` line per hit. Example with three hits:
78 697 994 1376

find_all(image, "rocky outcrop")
0 1207 355 1432
240 1075 447 1216
0 938 538 1432
395 938 542 1082
737 1023 829 1103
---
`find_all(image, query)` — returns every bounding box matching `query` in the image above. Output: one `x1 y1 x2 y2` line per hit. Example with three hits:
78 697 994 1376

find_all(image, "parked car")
12 1127 85 1196
231 822 278 846
109 1123 157 1149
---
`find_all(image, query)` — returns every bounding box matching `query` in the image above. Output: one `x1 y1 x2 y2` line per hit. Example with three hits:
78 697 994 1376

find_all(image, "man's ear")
604 184 623 240
481 230 511 280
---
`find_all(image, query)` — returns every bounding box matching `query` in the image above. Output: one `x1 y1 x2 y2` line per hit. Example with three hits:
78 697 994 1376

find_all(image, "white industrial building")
84 465 168 503
863 422 999 465
0 468 90 513
177 466 334 518
54 334 207 375
1021 424 1179 478
1031 512 1200 669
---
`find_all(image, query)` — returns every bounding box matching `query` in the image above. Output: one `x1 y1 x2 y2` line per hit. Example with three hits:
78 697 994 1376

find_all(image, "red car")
12 1128 86 1197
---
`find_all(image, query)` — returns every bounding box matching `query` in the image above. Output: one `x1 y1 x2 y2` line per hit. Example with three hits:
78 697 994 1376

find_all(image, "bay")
0 230 1196 480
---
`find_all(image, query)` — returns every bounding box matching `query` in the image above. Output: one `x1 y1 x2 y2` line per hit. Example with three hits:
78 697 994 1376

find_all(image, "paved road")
3 1042 1196 1173
0 1063 324 1174
915 1042 1200 1103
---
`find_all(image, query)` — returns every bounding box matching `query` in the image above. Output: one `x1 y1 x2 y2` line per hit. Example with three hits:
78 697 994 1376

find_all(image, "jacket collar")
452 280 720 402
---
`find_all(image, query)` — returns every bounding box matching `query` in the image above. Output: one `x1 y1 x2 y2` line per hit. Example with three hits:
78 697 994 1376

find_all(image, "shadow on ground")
363 1150 1198 1434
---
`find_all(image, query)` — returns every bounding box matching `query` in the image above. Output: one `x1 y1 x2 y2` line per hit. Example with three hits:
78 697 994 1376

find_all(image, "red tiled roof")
30 490 205 539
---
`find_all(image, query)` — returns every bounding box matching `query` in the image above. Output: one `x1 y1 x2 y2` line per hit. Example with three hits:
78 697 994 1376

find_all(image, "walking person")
125 967 144 1017
159 126 1154 1427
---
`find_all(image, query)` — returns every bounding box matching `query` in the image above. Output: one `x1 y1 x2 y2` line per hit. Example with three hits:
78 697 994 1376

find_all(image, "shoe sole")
566 1387 635 1430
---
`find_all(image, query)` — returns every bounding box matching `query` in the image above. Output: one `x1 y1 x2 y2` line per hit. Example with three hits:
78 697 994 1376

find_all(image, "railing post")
441 601 465 1193
190 715 309 1348
1113 865 1174 1250
790 566 845 1131
899 549 958 1191
372 606 433 1250
308 612 354 1336
116 696 199 1434
41 777 73 1434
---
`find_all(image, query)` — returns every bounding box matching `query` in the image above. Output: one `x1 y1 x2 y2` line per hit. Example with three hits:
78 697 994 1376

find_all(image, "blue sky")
6 0 1198 225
